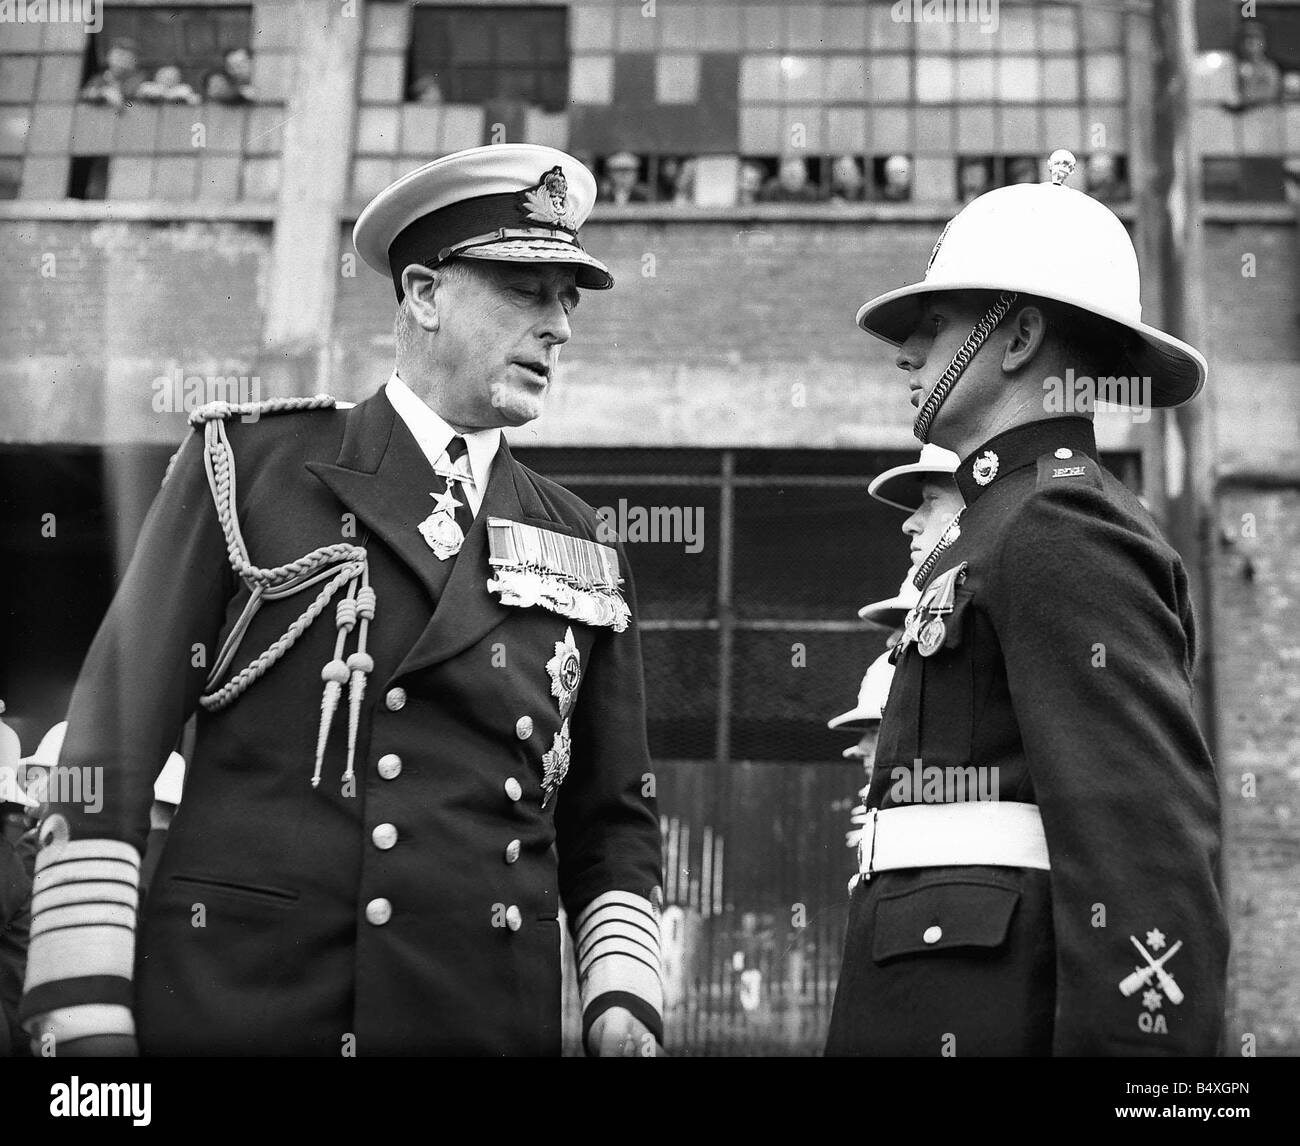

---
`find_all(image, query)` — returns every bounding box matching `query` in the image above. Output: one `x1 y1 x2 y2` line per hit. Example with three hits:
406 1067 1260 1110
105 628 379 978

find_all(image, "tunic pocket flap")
871 879 1020 962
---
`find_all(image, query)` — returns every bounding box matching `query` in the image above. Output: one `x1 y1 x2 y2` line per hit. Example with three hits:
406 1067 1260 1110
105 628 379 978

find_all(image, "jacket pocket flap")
871 879 1019 963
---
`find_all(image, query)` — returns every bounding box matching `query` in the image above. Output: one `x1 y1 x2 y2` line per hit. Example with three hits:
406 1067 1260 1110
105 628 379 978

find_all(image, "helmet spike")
1047 149 1076 186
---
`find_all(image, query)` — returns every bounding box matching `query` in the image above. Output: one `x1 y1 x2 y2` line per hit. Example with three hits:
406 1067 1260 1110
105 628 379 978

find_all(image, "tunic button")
504 839 521 864
377 753 402 780
515 716 534 740
505 904 523 932
365 898 392 925
1054 447 1073 460
504 777 523 802
385 687 407 712
923 925 943 945
372 823 398 850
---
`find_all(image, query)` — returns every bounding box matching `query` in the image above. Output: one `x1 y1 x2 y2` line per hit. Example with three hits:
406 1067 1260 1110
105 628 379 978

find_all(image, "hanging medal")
418 485 466 560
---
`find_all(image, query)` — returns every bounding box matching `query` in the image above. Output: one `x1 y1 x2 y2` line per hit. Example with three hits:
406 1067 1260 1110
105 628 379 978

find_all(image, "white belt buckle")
855 807 880 881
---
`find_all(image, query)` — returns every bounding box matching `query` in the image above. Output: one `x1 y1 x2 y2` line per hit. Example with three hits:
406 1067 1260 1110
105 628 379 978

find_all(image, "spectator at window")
879 154 913 202
1085 152 1130 203
203 69 248 106
80 37 145 110
670 157 697 205
1235 21 1280 107
758 156 822 203
410 74 444 104
602 152 651 205
1006 156 1040 186
137 65 201 106
958 157 992 203
222 47 257 103
829 155 865 203
737 161 766 206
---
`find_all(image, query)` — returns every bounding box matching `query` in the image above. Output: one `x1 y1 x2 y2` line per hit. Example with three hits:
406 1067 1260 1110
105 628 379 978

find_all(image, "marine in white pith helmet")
857 443 961 628
827 651 896 733
856 149 1206 445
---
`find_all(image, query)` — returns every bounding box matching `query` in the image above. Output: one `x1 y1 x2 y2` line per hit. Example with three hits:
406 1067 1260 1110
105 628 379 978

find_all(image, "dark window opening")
406 5 569 112
67 156 109 201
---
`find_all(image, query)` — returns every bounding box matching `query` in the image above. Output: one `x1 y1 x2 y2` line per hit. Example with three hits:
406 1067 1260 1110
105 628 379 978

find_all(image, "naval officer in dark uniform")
20 145 664 1057
825 151 1227 1056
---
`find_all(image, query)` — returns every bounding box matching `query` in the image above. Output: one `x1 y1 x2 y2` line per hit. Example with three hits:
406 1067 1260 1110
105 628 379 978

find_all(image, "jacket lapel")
306 388 455 606
394 439 566 676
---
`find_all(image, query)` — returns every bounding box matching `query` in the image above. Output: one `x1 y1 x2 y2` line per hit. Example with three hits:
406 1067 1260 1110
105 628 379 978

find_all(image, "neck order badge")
419 435 475 560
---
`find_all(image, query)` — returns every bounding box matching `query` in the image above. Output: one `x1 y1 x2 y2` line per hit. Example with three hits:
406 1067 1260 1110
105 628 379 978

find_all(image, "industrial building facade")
1 0 1297 1053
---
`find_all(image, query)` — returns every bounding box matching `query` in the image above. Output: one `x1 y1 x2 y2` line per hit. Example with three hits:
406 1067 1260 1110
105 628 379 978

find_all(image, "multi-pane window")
0 4 292 203
407 5 569 110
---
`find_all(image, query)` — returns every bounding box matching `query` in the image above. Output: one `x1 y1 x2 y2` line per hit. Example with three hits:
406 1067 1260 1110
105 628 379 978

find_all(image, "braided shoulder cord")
191 397 378 788
912 290 1019 443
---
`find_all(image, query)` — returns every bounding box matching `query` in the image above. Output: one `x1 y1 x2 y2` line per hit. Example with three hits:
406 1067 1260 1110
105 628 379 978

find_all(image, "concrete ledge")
0 201 277 223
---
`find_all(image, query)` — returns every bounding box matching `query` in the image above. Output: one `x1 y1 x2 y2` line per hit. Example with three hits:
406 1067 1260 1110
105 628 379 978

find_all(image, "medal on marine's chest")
915 562 969 659
917 617 947 657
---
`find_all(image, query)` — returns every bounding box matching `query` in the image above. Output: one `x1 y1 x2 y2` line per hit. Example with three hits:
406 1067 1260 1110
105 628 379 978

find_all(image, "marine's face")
432 261 578 430
901 477 963 565
895 291 997 436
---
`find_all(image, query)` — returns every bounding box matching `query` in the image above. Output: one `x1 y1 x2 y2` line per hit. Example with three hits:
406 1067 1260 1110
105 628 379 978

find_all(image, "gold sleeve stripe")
24 925 137 989
32 881 139 914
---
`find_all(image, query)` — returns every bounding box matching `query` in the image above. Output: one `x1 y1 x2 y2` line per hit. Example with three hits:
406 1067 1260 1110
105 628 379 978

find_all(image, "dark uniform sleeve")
991 474 1227 1055
19 428 231 1049
555 541 664 1051
0 836 33 1056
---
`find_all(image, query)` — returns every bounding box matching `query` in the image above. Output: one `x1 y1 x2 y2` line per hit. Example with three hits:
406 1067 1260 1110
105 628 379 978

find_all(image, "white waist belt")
856 802 1050 879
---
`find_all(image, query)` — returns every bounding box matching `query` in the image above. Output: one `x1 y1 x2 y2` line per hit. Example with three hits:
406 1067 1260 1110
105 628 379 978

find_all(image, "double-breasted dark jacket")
21 387 663 1055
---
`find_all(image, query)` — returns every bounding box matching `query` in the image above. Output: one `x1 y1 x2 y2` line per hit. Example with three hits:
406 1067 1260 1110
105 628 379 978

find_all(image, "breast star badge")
541 718 571 808
546 627 582 717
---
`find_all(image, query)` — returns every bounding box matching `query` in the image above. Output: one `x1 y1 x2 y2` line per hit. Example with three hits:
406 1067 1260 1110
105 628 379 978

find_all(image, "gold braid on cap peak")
191 397 374 789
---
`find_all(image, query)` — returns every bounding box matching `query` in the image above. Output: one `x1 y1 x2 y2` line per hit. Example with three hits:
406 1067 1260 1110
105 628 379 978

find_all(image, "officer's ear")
401 263 445 334
1001 304 1048 374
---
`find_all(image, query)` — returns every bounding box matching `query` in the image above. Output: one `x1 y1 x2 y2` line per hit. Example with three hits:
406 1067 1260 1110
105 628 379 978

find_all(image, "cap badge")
520 165 578 231
972 450 999 486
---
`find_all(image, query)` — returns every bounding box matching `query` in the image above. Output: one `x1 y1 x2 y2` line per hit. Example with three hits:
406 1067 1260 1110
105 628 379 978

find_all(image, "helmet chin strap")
912 290 1019 443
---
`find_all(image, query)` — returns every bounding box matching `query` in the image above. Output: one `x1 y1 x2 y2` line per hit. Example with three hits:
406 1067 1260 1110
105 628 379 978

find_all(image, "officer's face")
431 262 578 429
901 477 963 565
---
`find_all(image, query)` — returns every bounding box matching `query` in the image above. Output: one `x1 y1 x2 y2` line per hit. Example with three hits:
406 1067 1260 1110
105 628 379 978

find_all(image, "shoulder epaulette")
1036 448 1103 492
188 394 340 426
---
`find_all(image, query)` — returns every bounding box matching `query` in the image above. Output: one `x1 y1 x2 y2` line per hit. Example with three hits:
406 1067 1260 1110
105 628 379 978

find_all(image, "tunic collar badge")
972 449 999 486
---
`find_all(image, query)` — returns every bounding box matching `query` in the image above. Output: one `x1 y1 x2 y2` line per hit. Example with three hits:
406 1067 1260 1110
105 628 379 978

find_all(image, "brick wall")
0 218 269 444
1215 487 1300 1055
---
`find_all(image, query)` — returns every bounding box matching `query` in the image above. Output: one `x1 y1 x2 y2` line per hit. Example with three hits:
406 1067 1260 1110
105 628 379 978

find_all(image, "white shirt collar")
385 372 501 507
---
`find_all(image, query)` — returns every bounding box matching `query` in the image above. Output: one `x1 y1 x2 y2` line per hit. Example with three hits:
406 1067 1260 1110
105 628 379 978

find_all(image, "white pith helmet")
19 720 185 805
858 573 921 629
828 651 896 730
868 444 961 513
856 150 1206 408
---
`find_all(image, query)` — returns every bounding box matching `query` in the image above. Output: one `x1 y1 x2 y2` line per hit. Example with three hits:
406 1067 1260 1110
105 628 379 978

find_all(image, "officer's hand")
587 1006 662 1057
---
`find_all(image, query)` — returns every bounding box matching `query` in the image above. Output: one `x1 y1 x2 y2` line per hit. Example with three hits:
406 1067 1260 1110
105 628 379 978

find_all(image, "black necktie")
443 435 475 538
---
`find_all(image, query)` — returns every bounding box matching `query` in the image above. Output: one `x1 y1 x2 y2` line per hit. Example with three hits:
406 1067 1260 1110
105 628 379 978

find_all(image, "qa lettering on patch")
1117 928 1183 1035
